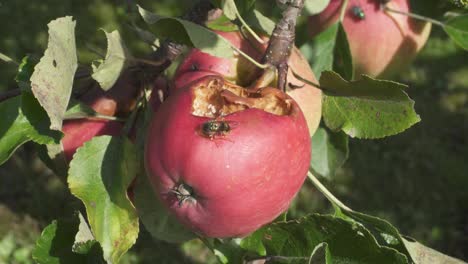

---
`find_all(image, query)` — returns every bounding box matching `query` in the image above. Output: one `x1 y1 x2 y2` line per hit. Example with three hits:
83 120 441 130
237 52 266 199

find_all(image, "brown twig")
261 0 305 91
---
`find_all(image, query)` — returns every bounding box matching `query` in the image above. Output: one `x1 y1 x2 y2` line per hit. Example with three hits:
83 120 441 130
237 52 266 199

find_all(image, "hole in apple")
191 76 293 118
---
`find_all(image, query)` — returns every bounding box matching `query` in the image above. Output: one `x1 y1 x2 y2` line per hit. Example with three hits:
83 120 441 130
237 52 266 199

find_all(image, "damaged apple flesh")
173 31 322 136
145 76 311 238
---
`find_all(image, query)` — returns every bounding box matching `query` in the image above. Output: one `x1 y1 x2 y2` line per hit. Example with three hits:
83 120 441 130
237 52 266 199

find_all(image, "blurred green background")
0 1 467 263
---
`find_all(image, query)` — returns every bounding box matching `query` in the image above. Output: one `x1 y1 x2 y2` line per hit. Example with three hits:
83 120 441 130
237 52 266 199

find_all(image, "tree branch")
262 0 305 91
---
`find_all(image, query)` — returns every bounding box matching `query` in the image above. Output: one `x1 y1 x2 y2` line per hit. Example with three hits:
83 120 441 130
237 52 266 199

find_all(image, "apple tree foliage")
0 0 467 263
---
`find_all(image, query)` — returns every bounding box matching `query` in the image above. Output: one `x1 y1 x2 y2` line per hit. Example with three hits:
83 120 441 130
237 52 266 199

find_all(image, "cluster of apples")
61 0 430 239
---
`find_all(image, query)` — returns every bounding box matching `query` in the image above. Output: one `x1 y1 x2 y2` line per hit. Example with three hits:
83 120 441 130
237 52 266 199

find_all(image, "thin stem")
307 171 353 211
63 114 125 122
230 44 268 69
236 12 265 44
339 0 349 22
131 57 165 67
383 5 445 27
246 255 309 262
290 69 322 89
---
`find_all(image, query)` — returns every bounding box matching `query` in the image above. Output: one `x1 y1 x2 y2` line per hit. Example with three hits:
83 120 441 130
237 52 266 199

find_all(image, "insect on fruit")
351 5 365 20
199 119 238 139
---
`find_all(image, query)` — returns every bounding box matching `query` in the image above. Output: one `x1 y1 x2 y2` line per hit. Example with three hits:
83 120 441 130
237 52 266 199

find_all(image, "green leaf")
32 215 104 264
64 100 99 120
221 0 238 20
320 71 420 139
68 136 139 263
206 15 239 32
30 16 78 131
134 163 196 243
244 9 275 35
243 214 408 264
130 25 161 48
138 5 233 58
444 15 468 50
304 0 330 16
16 56 37 84
301 22 353 80
73 213 97 254
92 30 130 91
310 127 349 178
334 23 353 80
0 93 61 166
235 0 256 15
307 172 466 264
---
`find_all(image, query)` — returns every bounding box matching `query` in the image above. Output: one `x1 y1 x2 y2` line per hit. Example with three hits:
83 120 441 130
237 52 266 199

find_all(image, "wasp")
199 119 238 140
351 5 365 20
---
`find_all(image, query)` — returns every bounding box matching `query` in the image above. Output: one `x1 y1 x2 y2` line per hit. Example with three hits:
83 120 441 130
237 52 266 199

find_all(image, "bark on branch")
262 0 305 91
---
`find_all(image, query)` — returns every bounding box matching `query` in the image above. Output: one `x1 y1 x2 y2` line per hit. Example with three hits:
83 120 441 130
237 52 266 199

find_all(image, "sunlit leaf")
68 136 139 263
92 30 130 91
30 16 78 131
321 71 420 139
0 93 60 166
138 5 233 58
241 214 408 264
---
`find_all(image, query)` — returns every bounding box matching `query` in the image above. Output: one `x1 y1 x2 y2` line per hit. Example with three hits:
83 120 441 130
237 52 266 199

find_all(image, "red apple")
308 0 431 78
145 75 311 238
175 30 262 86
174 31 322 136
61 119 123 162
61 72 140 162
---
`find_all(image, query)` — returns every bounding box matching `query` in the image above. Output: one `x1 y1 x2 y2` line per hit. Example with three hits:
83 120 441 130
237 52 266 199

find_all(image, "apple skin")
60 72 140 162
174 31 322 136
145 76 311 238
308 0 431 78
61 119 123 162
175 30 262 86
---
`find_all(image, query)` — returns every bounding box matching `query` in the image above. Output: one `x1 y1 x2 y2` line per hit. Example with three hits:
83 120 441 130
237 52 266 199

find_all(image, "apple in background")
174 30 322 136
308 0 431 78
145 76 311 238
61 72 141 162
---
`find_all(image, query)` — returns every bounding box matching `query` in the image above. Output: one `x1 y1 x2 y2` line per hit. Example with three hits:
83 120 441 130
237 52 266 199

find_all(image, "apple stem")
261 0 305 91
229 44 269 69
63 114 125 122
235 12 265 45
307 171 353 212
383 5 445 28
290 69 338 95
339 0 350 22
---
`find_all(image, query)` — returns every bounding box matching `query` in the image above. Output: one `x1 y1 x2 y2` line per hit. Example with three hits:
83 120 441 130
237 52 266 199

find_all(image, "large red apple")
308 0 431 78
174 30 322 136
145 75 311 238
